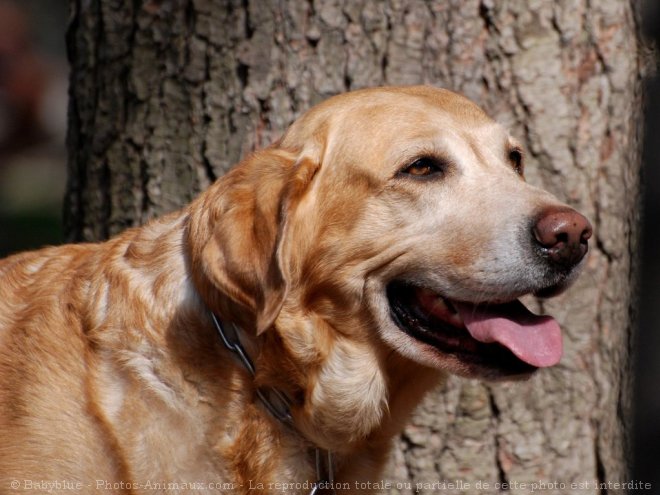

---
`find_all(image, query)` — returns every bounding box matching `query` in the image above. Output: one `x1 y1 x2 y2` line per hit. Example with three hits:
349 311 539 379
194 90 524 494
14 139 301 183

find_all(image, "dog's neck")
239 301 444 482
209 308 442 487
210 312 337 491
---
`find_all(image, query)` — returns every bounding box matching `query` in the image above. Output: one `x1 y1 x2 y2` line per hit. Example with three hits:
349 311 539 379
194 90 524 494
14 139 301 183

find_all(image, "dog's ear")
188 148 320 334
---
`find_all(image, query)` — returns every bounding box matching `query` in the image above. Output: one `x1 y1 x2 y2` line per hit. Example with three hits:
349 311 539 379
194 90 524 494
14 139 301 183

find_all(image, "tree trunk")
66 1 645 492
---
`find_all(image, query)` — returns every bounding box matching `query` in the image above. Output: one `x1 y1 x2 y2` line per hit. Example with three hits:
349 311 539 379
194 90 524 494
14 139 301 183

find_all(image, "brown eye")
400 157 445 178
509 148 524 176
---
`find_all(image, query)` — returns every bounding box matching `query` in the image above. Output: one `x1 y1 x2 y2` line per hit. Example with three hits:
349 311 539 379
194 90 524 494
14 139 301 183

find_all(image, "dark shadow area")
634 1 660 492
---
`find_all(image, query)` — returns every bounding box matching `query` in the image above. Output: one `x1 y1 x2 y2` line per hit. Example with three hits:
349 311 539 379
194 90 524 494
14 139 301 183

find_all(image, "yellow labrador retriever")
0 86 591 493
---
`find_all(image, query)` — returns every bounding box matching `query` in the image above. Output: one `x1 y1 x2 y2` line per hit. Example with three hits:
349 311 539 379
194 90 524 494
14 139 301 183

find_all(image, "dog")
0 86 591 493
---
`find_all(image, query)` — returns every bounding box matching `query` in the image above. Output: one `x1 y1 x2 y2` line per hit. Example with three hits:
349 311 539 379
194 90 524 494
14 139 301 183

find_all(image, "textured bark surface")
66 1 645 493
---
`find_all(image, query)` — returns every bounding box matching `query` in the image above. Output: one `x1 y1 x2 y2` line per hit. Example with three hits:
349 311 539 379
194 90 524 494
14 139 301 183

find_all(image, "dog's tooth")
436 299 465 327
430 296 448 310
448 311 464 327
415 287 465 327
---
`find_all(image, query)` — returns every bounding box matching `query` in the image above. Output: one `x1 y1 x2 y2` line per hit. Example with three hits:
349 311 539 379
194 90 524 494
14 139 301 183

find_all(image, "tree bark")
66 1 645 493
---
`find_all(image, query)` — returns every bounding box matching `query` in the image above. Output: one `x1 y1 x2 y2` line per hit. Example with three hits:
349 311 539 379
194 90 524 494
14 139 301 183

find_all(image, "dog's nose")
533 208 593 267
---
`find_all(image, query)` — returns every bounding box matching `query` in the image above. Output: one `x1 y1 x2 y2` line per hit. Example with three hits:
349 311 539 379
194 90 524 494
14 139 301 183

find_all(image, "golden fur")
0 86 587 493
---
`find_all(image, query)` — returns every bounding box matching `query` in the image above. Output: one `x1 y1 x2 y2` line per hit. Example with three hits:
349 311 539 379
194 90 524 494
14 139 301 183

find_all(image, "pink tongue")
453 300 563 368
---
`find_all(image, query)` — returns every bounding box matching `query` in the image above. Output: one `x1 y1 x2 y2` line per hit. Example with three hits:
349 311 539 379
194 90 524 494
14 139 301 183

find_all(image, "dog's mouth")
386 282 562 376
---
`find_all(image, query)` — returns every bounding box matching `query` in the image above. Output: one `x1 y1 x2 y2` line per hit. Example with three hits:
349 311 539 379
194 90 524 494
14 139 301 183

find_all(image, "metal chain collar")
210 313 336 495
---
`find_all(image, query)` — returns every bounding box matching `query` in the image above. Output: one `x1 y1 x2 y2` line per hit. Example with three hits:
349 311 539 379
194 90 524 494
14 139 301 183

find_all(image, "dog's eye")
509 148 524 176
400 157 445 178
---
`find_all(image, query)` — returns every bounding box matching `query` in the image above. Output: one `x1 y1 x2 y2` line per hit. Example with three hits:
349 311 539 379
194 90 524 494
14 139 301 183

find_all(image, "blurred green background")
0 0 68 256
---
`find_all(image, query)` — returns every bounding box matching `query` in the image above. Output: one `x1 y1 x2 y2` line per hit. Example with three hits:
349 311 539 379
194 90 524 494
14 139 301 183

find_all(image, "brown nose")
533 208 593 267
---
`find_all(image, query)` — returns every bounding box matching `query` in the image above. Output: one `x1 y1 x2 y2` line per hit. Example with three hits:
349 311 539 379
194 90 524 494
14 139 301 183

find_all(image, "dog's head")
188 86 592 448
